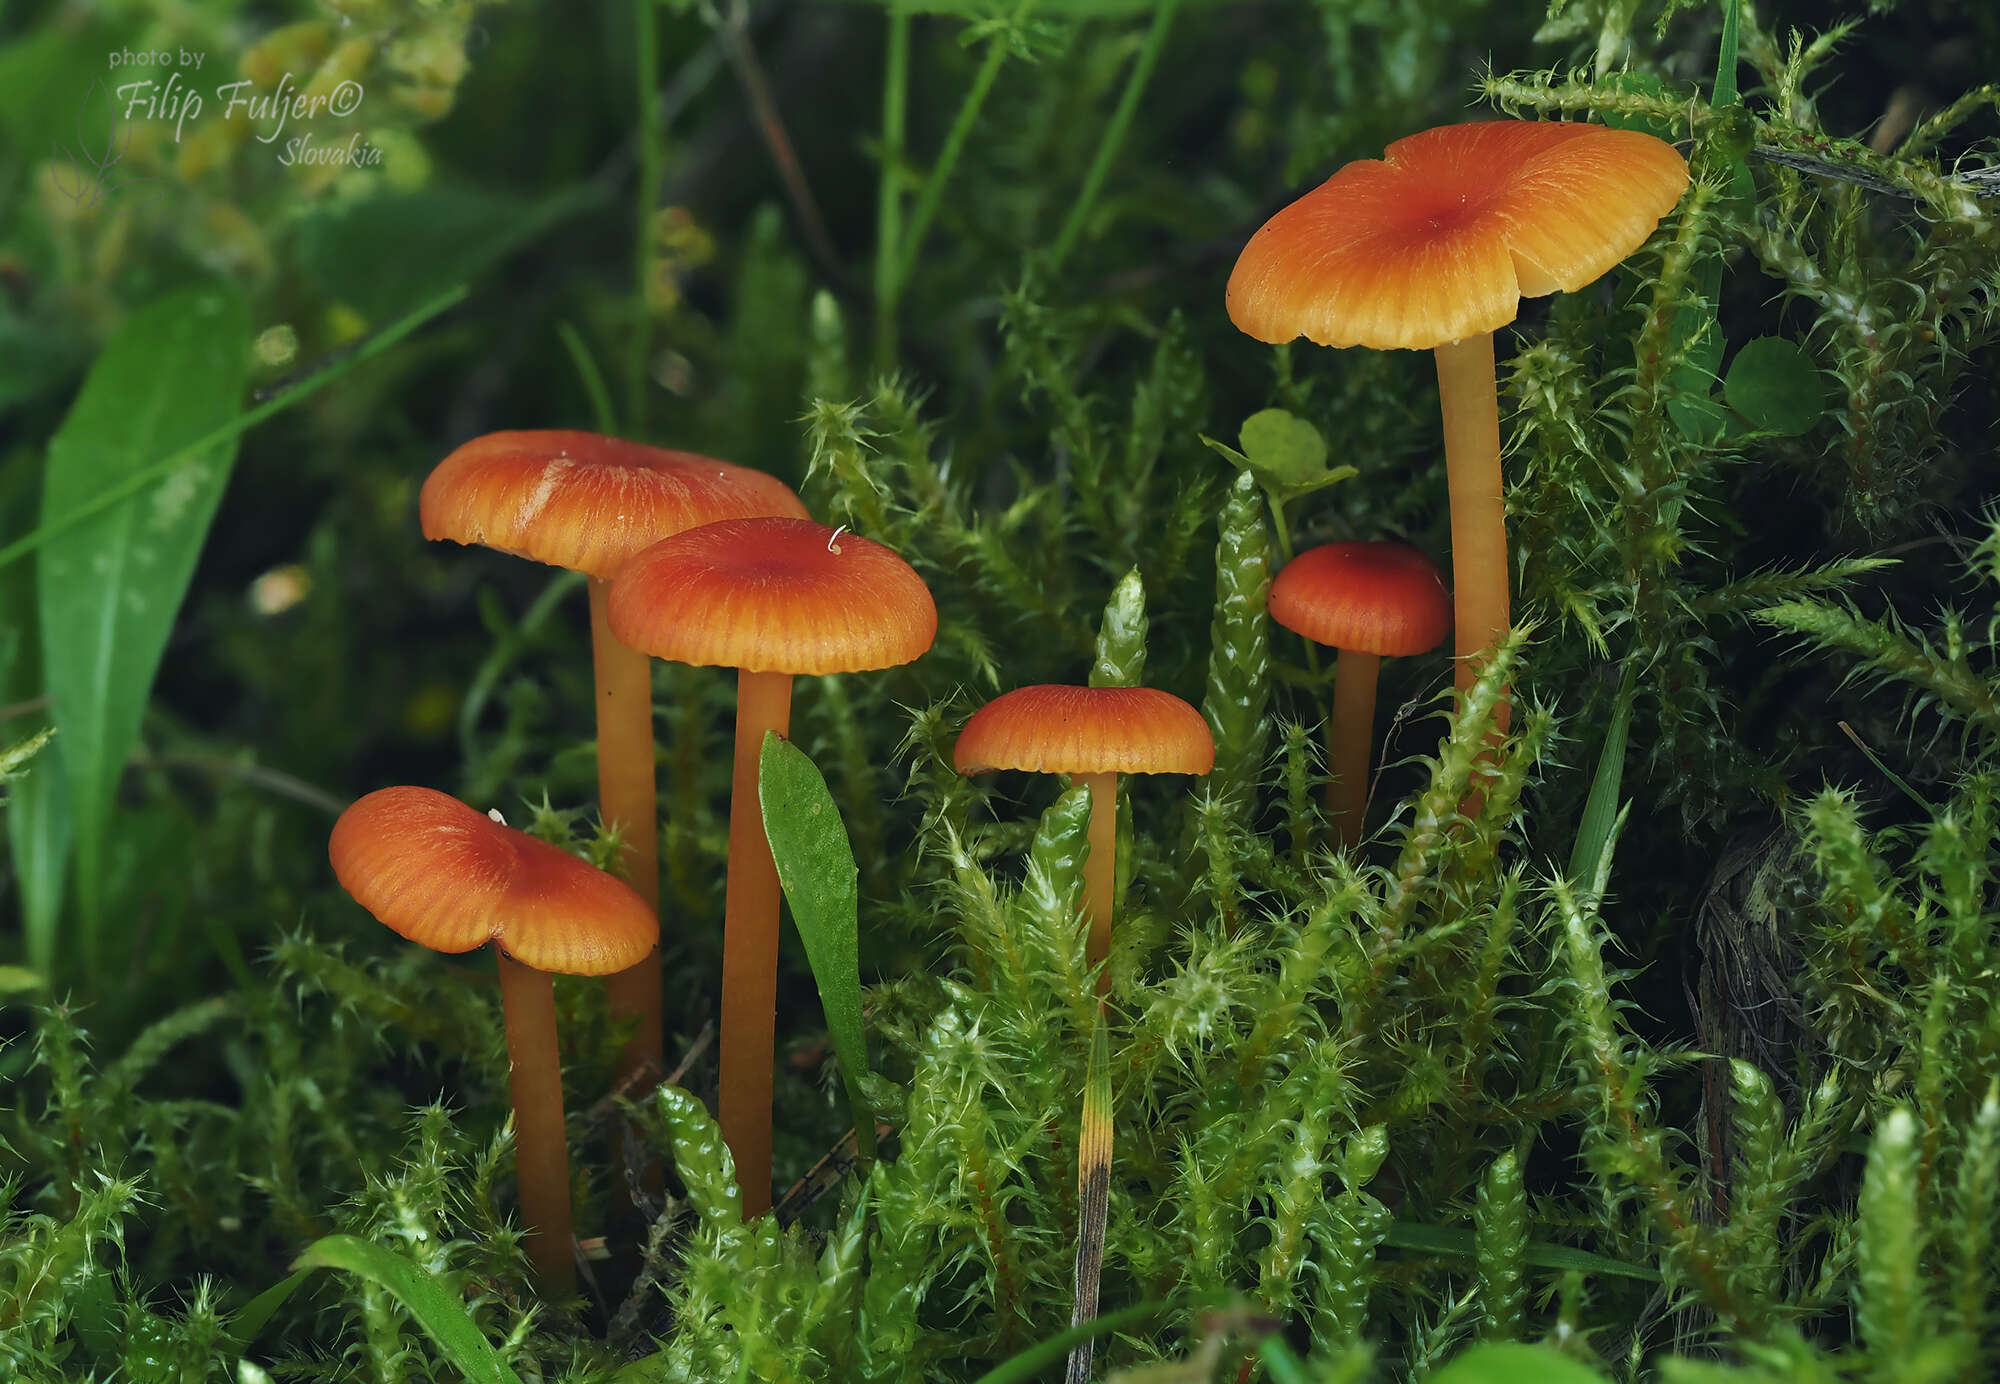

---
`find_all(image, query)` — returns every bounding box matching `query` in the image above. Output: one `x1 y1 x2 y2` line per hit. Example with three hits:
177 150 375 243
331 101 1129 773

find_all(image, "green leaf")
1724 337 1829 437
1204 410 1357 521
37 284 251 953
1238 408 1328 486
289 1236 523 1384
758 733 874 1160
1426 1343 1613 1384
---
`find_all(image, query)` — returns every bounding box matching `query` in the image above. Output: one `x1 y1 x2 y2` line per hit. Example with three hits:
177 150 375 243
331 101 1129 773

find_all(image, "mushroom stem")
496 950 574 1294
588 580 664 1089
1080 770 1118 994
1433 332 1510 738
1328 649 1380 849
719 667 794 1220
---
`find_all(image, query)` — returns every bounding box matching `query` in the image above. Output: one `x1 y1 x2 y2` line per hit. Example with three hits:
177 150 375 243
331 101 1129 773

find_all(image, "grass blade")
1065 999 1114 1384
969 1300 1167 1384
289 1235 523 1384
1567 662 1635 892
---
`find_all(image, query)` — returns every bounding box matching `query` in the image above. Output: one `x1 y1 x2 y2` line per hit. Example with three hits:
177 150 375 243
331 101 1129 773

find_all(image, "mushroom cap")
419 430 808 580
329 786 657 976
1269 541 1452 658
1226 121 1689 351
954 685 1216 777
606 516 937 675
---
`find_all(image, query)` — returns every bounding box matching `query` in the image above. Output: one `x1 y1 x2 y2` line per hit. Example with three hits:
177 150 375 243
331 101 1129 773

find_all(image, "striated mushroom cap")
1227 121 1689 351
1269 541 1452 657
607 517 937 676
954 685 1215 778
420 430 807 580
330 786 657 976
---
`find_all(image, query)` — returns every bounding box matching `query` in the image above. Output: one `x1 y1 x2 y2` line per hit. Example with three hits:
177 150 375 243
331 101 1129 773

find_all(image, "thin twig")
135 752 349 816
587 1019 718 1130
0 696 50 722
608 1194 685 1357
716 0 847 289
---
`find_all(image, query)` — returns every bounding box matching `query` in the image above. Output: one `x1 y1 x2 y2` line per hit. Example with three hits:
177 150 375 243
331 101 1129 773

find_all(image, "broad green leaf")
1724 336 1829 437
289 1236 523 1384
758 733 874 1159
38 284 251 954
1238 408 1328 486
0 966 44 995
1426 1343 1613 1384
1382 1221 1661 1281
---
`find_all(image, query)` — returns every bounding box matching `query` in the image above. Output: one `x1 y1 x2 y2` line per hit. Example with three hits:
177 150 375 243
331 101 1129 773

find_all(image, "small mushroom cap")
419 430 808 580
1269 541 1452 658
329 786 657 976
1227 121 1689 351
606 516 937 675
954 685 1216 777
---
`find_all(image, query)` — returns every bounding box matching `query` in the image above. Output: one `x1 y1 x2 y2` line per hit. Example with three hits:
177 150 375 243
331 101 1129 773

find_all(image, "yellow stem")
1434 332 1511 738
719 667 793 1219
497 951 573 1294
588 580 664 1089
1328 649 1379 850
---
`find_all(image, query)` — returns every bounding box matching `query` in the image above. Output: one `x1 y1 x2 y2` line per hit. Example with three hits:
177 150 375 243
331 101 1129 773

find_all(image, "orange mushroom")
954 685 1214 992
606 516 936 1218
329 786 656 1292
1269 541 1451 848
1227 121 1687 731
420 430 806 1089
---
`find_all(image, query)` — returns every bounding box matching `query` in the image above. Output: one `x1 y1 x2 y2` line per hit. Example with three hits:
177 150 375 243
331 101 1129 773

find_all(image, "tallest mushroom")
1226 121 1687 729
